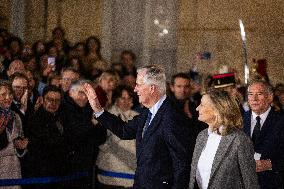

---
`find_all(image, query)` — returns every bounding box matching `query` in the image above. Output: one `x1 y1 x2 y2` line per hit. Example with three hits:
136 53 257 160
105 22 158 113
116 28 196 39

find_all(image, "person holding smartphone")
47 56 56 71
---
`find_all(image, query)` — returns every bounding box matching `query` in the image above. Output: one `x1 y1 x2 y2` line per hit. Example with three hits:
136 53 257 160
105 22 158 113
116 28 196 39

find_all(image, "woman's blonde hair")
207 89 243 135
98 70 120 84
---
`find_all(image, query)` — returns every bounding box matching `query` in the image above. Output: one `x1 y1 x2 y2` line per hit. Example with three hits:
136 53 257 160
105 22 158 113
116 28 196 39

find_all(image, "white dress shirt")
250 107 271 136
196 129 222 189
147 94 166 124
251 107 271 160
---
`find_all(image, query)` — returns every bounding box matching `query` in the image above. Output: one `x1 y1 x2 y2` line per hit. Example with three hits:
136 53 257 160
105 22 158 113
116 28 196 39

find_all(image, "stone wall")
25 0 45 42
177 0 284 85
24 0 102 44
2 0 283 84
0 0 11 29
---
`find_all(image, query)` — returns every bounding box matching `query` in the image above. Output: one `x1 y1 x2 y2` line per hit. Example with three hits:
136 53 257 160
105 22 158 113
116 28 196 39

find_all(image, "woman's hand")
83 83 103 113
20 89 28 113
0 124 5 134
34 96 43 111
13 138 29 150
42 64 55 77
0 113 10 133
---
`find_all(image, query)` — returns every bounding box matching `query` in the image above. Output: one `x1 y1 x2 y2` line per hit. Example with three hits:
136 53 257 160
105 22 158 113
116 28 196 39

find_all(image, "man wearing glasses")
25 85 67 188
10 72 30 129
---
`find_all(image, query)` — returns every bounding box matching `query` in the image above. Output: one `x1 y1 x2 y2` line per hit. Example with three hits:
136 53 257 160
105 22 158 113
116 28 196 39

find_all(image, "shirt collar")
149 94 166 117
208 129 213 135
252 106 271 123
13 100 20 104
208 125 224 136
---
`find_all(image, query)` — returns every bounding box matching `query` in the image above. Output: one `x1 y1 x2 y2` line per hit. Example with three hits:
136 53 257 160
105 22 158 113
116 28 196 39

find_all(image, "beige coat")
0 113 24 189
96 105 138 187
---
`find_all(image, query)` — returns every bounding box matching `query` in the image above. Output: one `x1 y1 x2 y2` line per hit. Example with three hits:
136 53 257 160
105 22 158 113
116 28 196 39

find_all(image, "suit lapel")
243 110 252 136
243 109 275 147
194 131 209 162
258 109 274 140
142 111 163 143
136 109 150 161
137 99 168 162
142 99 167 143
192 130 208 179
209 131 236 185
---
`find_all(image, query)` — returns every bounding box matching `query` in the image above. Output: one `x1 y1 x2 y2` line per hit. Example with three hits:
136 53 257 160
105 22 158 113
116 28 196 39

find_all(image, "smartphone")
47 57 56 66
47 57 56 71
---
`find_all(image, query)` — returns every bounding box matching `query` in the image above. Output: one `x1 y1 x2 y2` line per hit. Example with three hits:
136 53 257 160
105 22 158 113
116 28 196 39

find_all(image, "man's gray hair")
69 79 92 91
248 80 273 94
137 65 167 95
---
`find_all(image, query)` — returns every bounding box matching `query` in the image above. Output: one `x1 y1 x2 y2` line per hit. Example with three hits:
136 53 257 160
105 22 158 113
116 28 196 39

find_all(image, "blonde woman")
97 70 120 109
189 90 259 189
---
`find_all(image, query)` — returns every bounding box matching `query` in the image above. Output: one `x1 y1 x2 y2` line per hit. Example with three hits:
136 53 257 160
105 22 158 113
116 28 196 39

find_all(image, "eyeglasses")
61 77 77 82
119 97 132 101
45 97 61 104
12 86 28 90
0 92 13 99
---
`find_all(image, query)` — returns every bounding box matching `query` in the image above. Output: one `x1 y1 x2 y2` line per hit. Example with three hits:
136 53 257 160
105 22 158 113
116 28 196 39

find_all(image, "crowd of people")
0 26 283 189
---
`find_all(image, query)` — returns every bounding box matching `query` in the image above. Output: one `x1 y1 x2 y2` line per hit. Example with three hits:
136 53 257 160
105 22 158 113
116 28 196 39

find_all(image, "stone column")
10 0 26 40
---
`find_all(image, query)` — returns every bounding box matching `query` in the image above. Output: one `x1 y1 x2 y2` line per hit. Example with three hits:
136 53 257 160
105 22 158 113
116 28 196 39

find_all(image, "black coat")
61 95 106 172
11 94 38 135
26 106 67 177
168 94 199 121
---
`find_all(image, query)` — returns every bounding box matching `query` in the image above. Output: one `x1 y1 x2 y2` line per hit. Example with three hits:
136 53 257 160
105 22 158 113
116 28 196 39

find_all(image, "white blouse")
196 130 222 189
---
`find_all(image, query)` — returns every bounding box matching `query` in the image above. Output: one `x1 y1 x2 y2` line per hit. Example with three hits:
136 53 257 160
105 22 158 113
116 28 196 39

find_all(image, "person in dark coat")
10 72 35 133
25 85 66 188
0 109 9 150
61 79 106 189
0 128 8 150
169 72 199 121
84 65 192 189
243 80 284 189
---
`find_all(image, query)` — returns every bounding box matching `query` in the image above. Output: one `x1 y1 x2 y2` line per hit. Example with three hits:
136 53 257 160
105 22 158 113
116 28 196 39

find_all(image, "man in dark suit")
169 72 199 120
243 80 284 189
84 65 192 189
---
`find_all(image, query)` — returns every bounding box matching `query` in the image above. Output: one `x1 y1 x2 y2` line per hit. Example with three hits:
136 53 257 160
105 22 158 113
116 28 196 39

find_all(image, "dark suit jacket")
10 99 35 135
168 94 199 121
243 109 284 189
189 129 259 189
97 97 192 189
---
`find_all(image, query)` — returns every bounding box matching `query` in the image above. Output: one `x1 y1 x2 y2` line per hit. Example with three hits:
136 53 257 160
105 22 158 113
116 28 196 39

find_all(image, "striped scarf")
0 108 15 133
